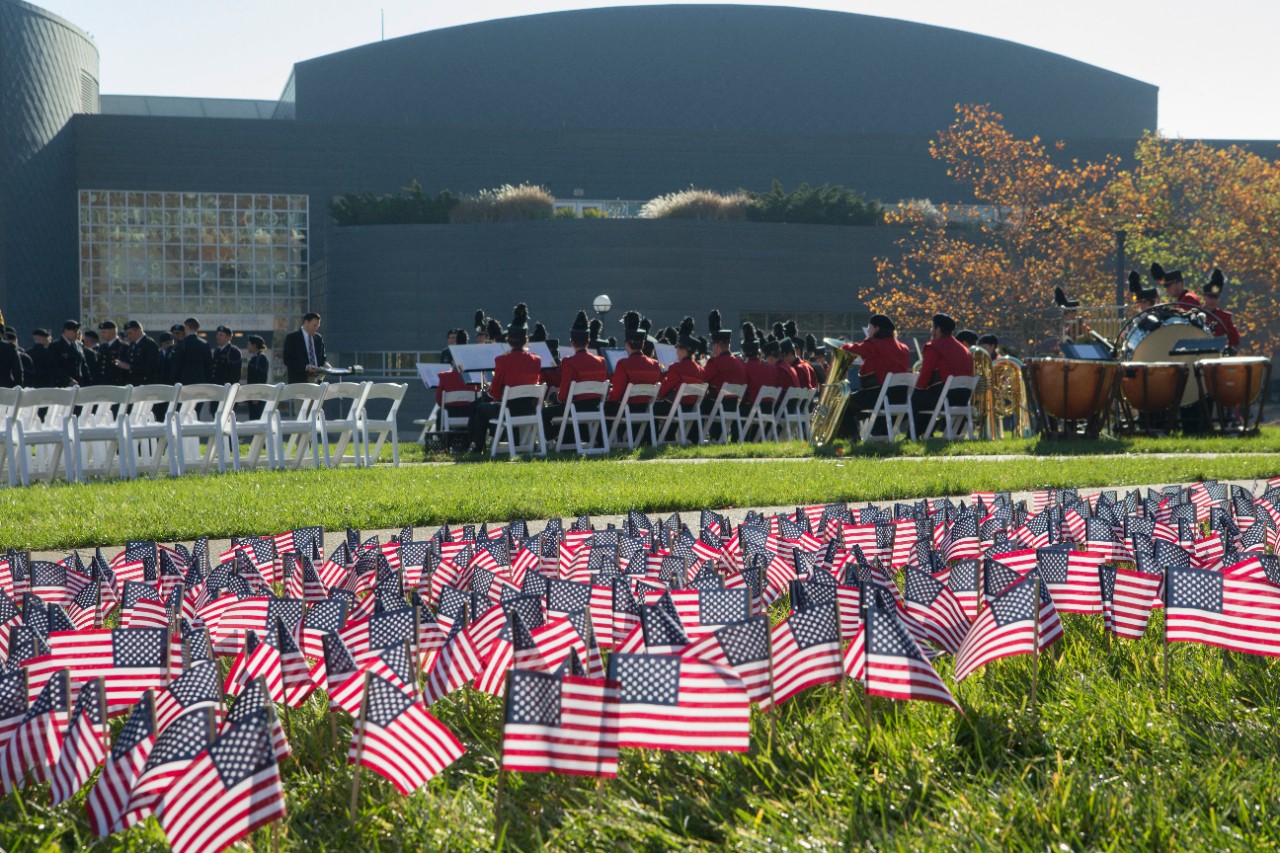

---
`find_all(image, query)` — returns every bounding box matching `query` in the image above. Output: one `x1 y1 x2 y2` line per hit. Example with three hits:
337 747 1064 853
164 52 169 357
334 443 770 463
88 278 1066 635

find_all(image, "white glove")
862 325 872 340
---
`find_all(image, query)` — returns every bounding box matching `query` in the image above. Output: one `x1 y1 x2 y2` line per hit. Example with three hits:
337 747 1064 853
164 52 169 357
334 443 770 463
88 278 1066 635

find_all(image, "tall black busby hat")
708 309 731 344
1149 262 1166 284
741 322 760 356
571 310 592 343
1203 268 1226 297
1053 286 1080 309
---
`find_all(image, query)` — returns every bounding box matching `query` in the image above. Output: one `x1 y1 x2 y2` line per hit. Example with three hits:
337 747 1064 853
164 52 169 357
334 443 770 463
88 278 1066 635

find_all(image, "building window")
78 190 309 342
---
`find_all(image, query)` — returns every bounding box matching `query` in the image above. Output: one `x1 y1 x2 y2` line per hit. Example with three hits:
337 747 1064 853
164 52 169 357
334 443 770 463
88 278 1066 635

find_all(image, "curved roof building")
2 1 1181 416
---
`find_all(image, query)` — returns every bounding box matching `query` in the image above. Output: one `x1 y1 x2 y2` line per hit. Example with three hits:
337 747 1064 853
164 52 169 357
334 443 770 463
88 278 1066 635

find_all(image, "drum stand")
1025 370 1115 440
1194 359 1272 436
1115 374 1188 437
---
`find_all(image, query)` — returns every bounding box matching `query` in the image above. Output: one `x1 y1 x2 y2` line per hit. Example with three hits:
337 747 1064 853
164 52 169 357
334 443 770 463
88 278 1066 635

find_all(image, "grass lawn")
4 445 1280 850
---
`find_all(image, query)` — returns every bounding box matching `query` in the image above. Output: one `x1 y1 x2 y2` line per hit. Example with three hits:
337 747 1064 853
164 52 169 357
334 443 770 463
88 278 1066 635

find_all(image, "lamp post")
593 294 612 316
1114 229 1127 319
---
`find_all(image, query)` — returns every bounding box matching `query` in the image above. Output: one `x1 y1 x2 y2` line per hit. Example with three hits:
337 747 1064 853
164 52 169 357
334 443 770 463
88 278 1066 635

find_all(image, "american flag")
501 668 621 777
237 538 279 585
224 676 290 763
770 603 845 707
610 577 643 648
531 610 601 677
901 566 970 655
607 653 750 752
120 707 216 829
65 581 106 631
120 581 169 630
25 628 168 716
942 512 981 562
348 673 465 795
157 659 223 732
49 677 107 805
475 607 546 697
0 669 68 794
111 541 155 584
953 570 1062 681
160 709 286 853
1036 546 1106 613
844 605 962 712
421 623 484 707
1166 562 1280 657
1085 517 1131 562
1192 533 1226 572
681 614 773 710
0 668 26 745
86 689 156 837
1099 565 1163 640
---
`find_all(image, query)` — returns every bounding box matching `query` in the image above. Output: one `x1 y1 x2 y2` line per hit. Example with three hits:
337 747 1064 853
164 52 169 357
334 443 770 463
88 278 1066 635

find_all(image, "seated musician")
741 324 776 411
789 341 819 389
701 309 747 414
804 335 828 385
1129 270 1157 313
543 310 609 435
955 329 979 348
436 329 479 428
605 321 663 427
1152 262 1202 308
840 313 911 435
1202 268 1241 353
466 304 541 452
912 313 974 437
773 338 800 390
977 334 999 358
654 331 707 423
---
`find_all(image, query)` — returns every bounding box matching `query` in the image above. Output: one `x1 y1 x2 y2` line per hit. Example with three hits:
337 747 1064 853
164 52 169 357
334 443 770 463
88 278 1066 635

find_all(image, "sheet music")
603 348 627 374
654 343 679 370
416 363 451 388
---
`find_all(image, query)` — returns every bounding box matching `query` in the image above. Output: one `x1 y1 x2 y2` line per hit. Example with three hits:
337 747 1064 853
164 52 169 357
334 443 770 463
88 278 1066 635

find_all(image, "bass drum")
1114 305 1213 407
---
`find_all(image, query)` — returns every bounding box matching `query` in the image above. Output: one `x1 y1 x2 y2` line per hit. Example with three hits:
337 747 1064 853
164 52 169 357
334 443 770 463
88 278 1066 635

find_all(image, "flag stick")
404 638 418 701
861 591 871 729
835 597 849 724
1162 565 1171 708
349 673 371 824
495 669 514 837
1030 573 1040 720
97 675 109 752
765 615 777 751
329 708 339 749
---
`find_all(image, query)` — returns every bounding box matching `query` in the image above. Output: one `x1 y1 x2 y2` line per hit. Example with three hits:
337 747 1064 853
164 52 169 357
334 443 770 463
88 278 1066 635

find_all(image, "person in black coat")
211 325 243 386
29 329 53 387
244 335 270 419
114 320 162 386
0 335 23 388
47 320 90 387
282 312 326 384
95 321 129 386
81 329 100 385
4 329 31 386
173 317 214 386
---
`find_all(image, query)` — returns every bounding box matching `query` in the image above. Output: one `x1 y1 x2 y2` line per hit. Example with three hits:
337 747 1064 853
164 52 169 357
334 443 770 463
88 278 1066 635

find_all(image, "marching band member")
466 304 540 452
701 310 747 409
772 338 800 389
1151 262 1202 307
605 319 662 420
655 328 706 413
1129 270 1157 313
543 310 609 434
741 324 775 411
841 313 911 435
912 313 974 437
1202 268 1241 352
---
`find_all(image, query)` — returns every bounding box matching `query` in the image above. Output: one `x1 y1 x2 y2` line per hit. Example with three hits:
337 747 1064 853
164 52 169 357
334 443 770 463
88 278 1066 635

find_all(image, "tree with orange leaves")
868 104 1280 355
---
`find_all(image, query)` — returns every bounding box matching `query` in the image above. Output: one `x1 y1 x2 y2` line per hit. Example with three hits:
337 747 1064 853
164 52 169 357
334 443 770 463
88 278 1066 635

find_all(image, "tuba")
991 356 1029 437
810 340 855 447
970 346 994 437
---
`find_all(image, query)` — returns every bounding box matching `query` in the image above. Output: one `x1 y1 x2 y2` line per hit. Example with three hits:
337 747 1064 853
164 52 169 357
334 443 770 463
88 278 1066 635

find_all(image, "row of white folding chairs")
0 380 407 486
858 373 979 442
480 381 820 457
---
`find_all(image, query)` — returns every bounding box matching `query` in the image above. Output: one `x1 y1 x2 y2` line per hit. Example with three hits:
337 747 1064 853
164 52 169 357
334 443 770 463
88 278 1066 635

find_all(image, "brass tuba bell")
810 340 855 447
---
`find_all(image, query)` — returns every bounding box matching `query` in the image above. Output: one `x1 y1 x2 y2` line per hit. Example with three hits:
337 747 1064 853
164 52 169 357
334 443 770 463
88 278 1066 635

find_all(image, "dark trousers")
912 384 971 437
605 399 656 444
467 397 537 451
700 395 740 440
542 398 601 439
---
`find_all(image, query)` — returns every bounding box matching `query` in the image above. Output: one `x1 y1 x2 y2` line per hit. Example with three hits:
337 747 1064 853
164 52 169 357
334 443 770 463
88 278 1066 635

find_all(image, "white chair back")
228 383 282 472
923 375 978 440
71 383 132 480
172 383 237 475
490 384 548 458
0 386 22 487
607 383 660 450
274 382 327 469
11 387 77 485
657 382 708 446
741 385 782 443
861 372 918 442
555 380 611 455
702 382 746 444
360 382 408 466
123 384 179 478
318 381 371 467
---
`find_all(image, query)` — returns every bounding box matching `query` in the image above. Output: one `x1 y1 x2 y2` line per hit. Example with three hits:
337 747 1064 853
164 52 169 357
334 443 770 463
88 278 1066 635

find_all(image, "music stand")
654 343 679 370
603 348 627 375
416 363 451 388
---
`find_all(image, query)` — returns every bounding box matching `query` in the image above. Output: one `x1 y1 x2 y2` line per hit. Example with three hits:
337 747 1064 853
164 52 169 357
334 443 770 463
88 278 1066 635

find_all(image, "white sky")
36 0 1280 140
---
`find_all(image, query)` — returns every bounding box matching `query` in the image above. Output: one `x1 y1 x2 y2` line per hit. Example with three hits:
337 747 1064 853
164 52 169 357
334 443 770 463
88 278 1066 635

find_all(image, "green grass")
5 455 1280 551
7 614 1280 850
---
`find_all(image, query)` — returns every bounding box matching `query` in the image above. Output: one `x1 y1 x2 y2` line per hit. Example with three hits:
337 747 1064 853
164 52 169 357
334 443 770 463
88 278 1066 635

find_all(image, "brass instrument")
970 346 993 437
810 342 855 447
991 356 1030 437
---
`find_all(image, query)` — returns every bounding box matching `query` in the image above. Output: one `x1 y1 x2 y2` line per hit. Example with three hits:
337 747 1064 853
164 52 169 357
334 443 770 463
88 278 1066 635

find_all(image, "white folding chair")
923 375 979 440
318 381 371 467
701 382 746 445
12 387 77 485
69 383 132 480
606 383 659 450
360 382 408 466
860 373 918 442
775 387 815 441
489 384 548 458
554 380 611 455
0 387 21 487
172 383 237 476
122 384 178 479
228 383 282 471
741 386 782 443
657 383 708 446
273 382 326 469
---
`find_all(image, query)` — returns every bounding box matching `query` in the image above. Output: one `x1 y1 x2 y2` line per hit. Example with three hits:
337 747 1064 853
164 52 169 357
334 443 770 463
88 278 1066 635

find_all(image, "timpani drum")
1118 362 1188 413
1196 356 1270 407
1024 358 1119 437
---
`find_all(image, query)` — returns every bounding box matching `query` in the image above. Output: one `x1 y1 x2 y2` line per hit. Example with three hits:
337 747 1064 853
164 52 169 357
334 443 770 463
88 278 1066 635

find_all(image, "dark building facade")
5 0 1212 423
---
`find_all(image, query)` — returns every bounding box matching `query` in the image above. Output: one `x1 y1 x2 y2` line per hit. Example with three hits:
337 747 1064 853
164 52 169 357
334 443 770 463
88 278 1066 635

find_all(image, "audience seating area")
0 380 406 486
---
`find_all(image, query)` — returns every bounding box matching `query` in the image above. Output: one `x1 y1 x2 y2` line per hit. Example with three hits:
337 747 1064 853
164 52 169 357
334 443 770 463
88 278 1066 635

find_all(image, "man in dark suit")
96 321 129 385
115 320 162 386
4 329 31 386
81 329 101 385
211 325 243 385
283 312 326 384
0 331 23 388
173 317 213 386
29 329 53 387
47 319 90 387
